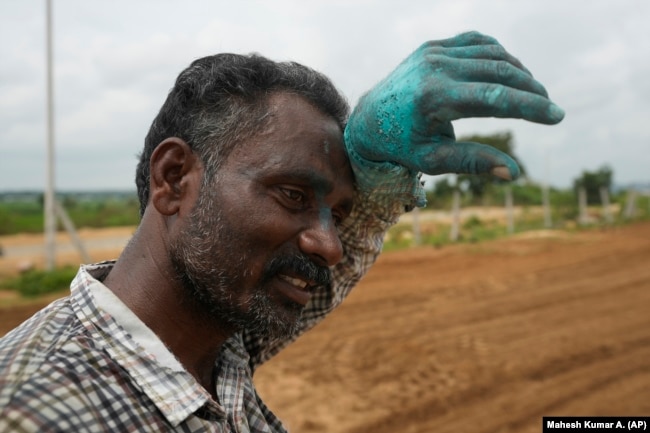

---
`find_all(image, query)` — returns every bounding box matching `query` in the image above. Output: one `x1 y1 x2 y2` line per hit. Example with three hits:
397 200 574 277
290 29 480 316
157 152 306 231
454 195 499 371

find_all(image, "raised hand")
345 31 565 180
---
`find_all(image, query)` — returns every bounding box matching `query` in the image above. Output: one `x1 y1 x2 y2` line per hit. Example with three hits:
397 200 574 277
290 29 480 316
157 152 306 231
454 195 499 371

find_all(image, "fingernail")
491 166 512 180
549 103 565 123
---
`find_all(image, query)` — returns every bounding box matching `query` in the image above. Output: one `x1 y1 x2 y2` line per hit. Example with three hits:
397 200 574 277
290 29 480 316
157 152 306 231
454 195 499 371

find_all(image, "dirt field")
1 221 649 432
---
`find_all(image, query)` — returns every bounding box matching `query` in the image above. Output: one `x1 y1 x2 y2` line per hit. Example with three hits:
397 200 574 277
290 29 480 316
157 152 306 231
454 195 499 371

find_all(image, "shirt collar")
69 262 225 426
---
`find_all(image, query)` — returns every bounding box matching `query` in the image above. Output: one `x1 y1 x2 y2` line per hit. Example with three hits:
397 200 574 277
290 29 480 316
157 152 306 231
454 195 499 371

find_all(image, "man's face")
169 93 355 339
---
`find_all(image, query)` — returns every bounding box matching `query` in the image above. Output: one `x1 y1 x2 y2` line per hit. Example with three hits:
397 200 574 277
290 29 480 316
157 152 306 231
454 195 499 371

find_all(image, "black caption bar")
544 417 649 432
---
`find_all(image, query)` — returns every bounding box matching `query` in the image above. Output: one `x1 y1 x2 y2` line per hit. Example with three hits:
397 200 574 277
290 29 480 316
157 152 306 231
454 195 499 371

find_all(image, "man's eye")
280 187 305 203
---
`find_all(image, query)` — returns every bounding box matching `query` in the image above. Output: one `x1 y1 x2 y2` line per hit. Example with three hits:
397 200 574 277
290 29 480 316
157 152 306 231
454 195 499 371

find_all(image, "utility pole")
44 0 56 270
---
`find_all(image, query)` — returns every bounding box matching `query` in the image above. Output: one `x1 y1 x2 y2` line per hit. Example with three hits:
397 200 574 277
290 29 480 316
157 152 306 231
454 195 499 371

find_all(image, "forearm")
244 30 565 369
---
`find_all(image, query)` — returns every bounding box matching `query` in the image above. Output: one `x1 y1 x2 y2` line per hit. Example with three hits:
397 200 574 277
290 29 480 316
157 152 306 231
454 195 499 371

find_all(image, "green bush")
4 267 77 297
462 215 483 230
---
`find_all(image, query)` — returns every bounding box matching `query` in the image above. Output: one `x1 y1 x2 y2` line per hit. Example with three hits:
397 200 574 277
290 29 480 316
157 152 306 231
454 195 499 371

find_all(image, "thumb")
416 140 521 180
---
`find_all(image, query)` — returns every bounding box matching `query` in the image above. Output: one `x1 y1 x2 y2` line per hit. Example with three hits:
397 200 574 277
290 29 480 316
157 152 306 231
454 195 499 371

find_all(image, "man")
0 32 563 432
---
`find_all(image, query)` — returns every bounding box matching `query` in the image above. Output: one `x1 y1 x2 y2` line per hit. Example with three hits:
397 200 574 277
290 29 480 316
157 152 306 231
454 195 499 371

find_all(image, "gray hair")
135 53 350 216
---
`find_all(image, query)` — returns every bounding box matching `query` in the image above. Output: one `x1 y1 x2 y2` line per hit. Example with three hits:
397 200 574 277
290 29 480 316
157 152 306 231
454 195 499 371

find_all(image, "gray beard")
168 186 304 341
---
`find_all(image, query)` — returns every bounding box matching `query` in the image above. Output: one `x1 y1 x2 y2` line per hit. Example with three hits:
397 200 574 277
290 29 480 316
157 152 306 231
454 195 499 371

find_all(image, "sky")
1 0 649 192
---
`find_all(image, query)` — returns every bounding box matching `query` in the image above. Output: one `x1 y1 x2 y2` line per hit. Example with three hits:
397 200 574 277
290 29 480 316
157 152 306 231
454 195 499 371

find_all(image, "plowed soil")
2 222 649 432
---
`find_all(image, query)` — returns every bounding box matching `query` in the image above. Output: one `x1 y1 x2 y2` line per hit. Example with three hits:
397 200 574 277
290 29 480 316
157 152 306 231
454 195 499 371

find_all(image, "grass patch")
2 267 77 297
0 192 140 235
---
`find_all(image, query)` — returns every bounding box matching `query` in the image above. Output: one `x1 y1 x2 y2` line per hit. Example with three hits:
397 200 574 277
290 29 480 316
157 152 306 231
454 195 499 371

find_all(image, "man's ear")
149 138 201 216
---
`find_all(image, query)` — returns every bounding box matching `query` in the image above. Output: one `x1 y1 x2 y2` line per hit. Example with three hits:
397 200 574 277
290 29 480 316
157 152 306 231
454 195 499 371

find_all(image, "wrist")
344 139 426 212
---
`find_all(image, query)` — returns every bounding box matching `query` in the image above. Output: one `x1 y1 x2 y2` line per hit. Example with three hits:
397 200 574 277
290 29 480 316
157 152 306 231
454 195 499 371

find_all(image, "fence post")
624 189 638 219
578 187 589 225
505 185 514 234
599 186 613 224
411 206 421 246
542 182 552 228
450 188 461 242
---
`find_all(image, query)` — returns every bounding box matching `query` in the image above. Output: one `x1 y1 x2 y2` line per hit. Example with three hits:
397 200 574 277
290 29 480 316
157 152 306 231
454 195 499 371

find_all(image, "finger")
437 82 565 125
414 139 521 179
442 57 547 97
436 31 499 48
436 45 533 77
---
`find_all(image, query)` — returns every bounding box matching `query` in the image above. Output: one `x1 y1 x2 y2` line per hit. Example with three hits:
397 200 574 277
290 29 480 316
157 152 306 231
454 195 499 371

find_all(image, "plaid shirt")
0 160 424 432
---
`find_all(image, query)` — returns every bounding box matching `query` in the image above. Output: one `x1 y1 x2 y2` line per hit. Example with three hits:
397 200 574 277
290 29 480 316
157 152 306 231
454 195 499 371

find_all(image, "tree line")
424 132 642 223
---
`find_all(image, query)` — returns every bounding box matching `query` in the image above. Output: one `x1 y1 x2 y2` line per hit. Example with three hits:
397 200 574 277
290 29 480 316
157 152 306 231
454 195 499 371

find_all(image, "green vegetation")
574 165 613 204
2 266 78 297
0 201 44 235
384 184 650 252
0 169 648 298
0 191 140 235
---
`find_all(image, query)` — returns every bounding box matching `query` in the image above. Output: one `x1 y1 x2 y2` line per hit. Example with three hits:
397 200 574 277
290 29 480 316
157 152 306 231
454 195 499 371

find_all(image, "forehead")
226 93 354 193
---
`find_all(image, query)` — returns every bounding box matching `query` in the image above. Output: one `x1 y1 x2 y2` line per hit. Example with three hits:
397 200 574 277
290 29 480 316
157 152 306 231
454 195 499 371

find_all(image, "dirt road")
1 222 649 432
254 222 650 432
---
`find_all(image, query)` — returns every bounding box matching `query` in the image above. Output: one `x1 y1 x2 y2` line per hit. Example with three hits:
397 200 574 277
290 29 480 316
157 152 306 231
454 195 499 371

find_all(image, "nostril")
310 253 330 268
298 224 344 268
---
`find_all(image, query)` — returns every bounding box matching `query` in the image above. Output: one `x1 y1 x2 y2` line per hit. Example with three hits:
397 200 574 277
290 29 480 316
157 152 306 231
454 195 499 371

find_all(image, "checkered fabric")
0 160 421 432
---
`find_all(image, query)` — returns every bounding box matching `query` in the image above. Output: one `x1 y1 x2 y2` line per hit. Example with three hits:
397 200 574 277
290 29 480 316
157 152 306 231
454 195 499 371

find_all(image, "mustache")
262 252 332 289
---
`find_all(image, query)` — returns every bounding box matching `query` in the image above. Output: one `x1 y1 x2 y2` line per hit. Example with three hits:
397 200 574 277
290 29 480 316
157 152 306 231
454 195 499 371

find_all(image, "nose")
297 215 344 268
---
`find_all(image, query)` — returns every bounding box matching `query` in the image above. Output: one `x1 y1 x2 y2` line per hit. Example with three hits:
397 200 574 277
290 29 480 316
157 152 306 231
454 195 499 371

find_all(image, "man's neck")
103 228 234 399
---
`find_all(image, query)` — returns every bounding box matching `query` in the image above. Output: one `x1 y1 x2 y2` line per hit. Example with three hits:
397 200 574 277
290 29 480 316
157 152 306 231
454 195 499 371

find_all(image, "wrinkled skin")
345 31 565 180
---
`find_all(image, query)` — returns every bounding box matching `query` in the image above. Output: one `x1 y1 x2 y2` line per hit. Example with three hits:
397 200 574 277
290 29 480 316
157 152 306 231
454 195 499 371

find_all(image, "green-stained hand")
344 31 565 180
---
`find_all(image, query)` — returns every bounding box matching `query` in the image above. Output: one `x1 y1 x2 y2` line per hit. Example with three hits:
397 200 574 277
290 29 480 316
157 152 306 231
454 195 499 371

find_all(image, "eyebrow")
286 169 334 193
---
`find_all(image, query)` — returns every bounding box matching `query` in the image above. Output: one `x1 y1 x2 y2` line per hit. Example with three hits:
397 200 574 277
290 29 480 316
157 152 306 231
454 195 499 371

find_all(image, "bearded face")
169 175 332 340
168 93 353 340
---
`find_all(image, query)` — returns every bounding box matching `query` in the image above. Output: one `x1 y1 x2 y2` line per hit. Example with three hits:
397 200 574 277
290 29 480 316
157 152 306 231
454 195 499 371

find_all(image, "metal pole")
44 0 56 270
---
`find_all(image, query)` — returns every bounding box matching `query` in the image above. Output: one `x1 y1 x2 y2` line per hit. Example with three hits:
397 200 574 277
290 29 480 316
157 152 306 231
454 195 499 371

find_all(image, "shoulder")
0 298 152 430
0 297 103 405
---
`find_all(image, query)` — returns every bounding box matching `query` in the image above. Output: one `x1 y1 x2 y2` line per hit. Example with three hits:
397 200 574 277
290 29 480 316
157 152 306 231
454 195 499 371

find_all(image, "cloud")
0 0 648 191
